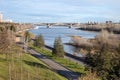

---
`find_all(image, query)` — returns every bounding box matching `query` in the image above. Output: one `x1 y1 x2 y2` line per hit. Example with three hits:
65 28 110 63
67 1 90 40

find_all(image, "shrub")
34 34 44 48
52 37 65 58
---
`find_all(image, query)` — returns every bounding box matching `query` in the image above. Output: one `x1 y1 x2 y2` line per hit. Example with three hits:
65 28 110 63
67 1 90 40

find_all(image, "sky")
0 0 120 23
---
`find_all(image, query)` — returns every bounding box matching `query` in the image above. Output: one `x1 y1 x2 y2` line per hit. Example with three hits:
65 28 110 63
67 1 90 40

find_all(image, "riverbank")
0 22 33 31
65 35 93 54
65 31 120 55
77 23 120 34
0 22 34 38
45 45 87 65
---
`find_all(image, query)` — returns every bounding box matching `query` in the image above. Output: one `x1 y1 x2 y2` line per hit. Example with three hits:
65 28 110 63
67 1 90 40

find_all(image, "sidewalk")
20 44 80 80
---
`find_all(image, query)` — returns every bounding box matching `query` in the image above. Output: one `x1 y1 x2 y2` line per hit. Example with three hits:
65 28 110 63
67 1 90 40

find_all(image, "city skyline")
0 0 120 23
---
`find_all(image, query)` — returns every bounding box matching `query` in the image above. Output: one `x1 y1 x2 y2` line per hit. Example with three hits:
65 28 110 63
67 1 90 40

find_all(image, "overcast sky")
0 0 120 23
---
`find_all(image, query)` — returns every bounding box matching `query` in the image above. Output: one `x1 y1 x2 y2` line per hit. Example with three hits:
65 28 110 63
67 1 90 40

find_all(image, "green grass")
31 46 86 74
0 56 8 80
0 48 67 80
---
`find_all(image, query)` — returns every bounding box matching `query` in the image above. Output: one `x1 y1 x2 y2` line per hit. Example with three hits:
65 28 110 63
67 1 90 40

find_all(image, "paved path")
19 44 80 80
45 45 87 66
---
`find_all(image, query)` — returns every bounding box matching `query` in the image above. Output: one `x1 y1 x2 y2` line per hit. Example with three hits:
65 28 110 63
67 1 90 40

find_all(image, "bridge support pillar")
46 24 51 28
69 26 72 28
47 26 50 28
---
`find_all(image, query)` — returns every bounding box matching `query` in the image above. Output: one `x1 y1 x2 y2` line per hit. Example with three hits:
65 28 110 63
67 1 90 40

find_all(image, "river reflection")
30 26 97 57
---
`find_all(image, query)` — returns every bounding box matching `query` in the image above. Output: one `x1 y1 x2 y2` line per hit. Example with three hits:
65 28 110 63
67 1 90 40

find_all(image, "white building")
0 12 13 22
3 19 12 22
0 12 3 22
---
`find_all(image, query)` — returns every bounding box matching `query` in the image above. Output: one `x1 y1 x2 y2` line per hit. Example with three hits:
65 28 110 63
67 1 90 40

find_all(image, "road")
19 44 80 80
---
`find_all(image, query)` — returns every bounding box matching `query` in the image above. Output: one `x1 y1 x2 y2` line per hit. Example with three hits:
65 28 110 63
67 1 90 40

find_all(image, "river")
29 26 97 57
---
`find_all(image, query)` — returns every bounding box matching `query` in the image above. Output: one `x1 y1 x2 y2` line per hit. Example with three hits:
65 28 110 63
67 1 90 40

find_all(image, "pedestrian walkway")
28 49 80 80
18 44 80 80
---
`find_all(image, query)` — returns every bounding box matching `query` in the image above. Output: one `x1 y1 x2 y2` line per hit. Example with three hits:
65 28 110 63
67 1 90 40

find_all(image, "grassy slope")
0 53 67 80
31 46 86 74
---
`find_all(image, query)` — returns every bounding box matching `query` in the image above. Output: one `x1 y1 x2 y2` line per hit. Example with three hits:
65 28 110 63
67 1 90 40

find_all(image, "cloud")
0 0 120 22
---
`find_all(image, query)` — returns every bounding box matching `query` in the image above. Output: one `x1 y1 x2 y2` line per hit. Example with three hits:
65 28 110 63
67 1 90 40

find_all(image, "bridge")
32 23 81 28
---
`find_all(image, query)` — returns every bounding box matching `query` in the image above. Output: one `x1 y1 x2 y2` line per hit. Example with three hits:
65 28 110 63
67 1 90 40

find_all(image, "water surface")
30 26 97 56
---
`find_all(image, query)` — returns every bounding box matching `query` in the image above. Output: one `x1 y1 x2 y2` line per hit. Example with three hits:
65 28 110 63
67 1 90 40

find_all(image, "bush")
34 34 45 48
86 43 120 80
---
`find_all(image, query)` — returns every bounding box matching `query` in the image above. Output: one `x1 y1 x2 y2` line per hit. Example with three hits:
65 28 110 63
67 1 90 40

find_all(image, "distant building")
0 11 13 22
15 36 23 43
3 19 12 22
0 12 3 22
